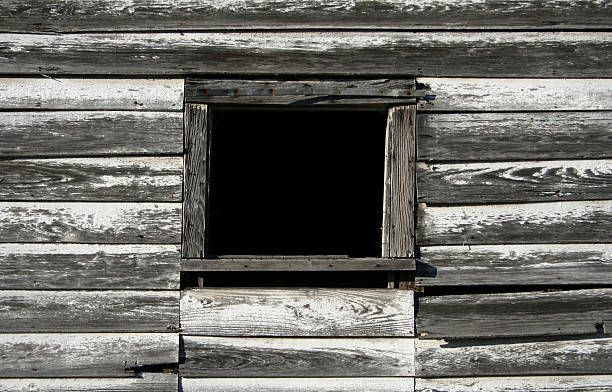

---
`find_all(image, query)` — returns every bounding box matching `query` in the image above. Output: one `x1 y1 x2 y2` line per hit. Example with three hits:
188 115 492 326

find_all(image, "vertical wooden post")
182 104 211 258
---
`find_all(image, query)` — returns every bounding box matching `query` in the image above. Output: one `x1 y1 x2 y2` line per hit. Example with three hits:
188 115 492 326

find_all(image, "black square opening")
207 109 387 257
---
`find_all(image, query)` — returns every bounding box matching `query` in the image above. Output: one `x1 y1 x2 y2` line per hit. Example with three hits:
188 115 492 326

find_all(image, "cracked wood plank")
0 290 179 333
0 202 181 243
1 32 610 77
415 375 612 392
0 333 178 377
181 257 415 271
181 288 414 337
0 374 178 392
181 336 415 377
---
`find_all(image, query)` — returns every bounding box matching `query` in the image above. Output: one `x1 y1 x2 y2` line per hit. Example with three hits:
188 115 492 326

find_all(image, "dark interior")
207 109 387 257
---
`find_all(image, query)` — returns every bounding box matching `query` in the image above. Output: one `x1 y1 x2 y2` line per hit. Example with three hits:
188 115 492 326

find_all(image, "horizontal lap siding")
0 375 178 392
415 375 612 392
182 378 414 392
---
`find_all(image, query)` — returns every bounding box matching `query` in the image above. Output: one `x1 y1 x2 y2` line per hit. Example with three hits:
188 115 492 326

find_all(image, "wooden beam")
181 257 415 271
0 374 178 392
415 375 612 392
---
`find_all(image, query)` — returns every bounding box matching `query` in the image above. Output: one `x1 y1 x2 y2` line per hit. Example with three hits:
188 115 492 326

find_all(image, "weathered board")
0 333 178 377
0 290 179 333
1 0 609 32
416 244 612 287
183 377 414 392
417 79 612 111
0 202 181 243
181 257 415 271
0 78 183 110
417 200 612 245
1 32 611 77
0 374 178 392
0 243 180 289
417 160 612 204
416 375 612 392
0 111 183 158
418 112 612 161
181 288 414 337
181 336 415 377
416 337 612 377
0 157 182 201
416 289 612 339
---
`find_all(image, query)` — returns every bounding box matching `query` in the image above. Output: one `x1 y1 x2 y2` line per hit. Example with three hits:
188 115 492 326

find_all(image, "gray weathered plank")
417 160 612 204
0 333 178 377
182 104 209 258
417 200 612 245
416 375 612 392
0 243 180 289
0 111 183 158
416 337 612 377
183 377 414 392
0 202 181 243
181 257 415 271
181 288 414 337
382 106 416 258
417 79 612 111
0 290 179 333
0 374 178 392
416 244 612 287
0 157 182 201
0 78 183 110
1 32 611 77
181 336 415 377
418 112 612 161
1 0 609 32
416 289 612 339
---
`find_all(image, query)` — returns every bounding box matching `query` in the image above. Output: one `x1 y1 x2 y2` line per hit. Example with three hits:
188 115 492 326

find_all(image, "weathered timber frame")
182 78 419 272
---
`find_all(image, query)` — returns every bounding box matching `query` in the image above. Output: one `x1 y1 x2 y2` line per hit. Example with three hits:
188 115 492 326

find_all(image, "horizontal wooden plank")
417 160 612 204
0 333 178 377
418 79 612 111
181 336 414 377
417 200 612 245
0 111 183 158
416 244 612 287
181 288 413 337
0 290 179 333
0 202 181 243
181 257 415 271
416 375 612 392
0 243 180 289
2 0 609 32
416 289 612 339
183 377 414 392
0 157 182 201
0 374 178 392
416 337 612 377
418 112 612 161
0 78 183 110
1 32 611 77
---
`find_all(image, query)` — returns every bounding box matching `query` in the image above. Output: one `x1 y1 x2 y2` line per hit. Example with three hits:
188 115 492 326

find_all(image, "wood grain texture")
181 257 415 271
182 377 414 392
417 79 612 111
0 374 178 392
0 243 180 289
382 106 416 258
1 0 609 32
417 200 612 245
0 111 183 158
0 202 181 243
181 336 415 377
416 337 612 377
418 112 612 161
416 244 612 287
182 104 209 258
0 333 178 377
181 288 414 337
416 375 612 392
416 289 612 339
0 290 179 333
0 157 182 201
417 160 612 204
0 78 183 110
1 32 611 77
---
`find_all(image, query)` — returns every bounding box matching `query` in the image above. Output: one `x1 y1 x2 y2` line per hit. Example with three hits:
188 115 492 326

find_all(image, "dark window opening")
207 109 387 257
